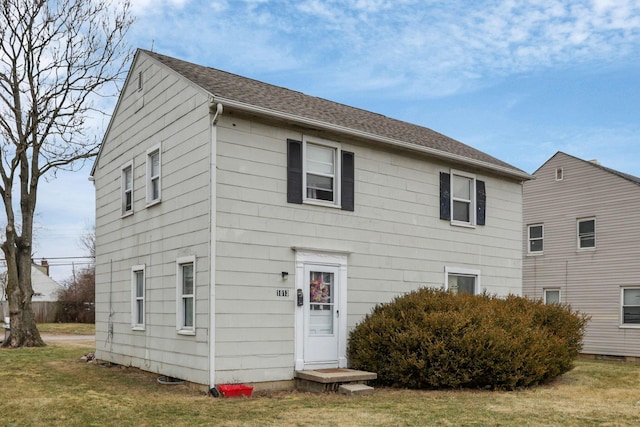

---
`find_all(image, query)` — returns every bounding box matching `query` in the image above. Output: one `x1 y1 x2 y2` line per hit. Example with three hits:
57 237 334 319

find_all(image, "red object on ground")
218 384 253 398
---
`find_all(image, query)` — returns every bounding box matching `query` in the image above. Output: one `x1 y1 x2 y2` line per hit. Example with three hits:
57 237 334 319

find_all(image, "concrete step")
295 368 377 393
295 368 377 383
339 383 374 396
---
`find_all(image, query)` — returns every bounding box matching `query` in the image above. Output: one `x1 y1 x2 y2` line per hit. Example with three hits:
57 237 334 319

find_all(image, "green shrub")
347 288 589 390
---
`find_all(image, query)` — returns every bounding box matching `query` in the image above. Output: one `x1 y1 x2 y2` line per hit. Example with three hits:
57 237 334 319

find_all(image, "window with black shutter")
287 137 354 211
440 170 485 227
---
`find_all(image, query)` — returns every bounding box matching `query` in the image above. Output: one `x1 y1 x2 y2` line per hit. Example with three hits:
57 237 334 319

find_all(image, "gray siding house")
91 49 530 390
523 151 640 359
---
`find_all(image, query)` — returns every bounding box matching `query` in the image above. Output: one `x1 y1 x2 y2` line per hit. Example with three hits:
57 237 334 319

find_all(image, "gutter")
211 96 533 181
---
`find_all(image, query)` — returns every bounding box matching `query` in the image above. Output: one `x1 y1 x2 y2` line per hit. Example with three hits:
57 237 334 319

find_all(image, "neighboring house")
90 49 531 390
1 260 63 322
523 151 640 359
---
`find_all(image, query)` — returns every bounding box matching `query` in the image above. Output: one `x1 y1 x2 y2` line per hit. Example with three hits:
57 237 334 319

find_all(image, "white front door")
294 250 348 371
303 265 340 367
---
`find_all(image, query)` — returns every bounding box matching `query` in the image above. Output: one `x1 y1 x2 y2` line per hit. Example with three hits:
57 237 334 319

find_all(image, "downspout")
208 101 223 392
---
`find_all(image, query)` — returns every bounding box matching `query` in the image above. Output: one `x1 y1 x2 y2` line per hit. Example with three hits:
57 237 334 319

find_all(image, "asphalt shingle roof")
142 49 527 178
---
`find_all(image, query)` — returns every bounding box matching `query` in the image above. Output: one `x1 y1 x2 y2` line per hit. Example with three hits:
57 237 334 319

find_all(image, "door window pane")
309 271 334 335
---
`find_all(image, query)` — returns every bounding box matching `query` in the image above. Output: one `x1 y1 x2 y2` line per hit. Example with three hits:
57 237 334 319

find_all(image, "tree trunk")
1 230 44 348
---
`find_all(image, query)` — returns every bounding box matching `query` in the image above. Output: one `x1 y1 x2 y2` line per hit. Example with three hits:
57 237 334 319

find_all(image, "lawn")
1 339 639 426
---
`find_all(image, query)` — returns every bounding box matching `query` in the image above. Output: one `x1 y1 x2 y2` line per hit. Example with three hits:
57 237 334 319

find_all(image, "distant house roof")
537 151 640 186
93 49 531 180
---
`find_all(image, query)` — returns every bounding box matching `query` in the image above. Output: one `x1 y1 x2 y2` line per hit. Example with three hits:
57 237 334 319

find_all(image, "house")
523 151 640 359
90 49 531 390
0 260 63 322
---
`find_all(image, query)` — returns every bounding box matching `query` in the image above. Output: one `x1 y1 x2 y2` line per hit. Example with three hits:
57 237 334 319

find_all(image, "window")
555 167 563 181
621 288 640 325
544 288 560 304
528 224 544 254
121 161 133 215
445 267 480 295
306 142 336 202
287 138 354 211
577 218 595 249
137 71 143 91
176 256 195 333
146 145 161 205
131 265 145 329
440 171 486 226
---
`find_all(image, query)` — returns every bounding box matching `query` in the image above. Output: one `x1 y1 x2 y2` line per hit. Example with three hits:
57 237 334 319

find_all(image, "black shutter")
341 151 355 211
287 139 303 204
476 180 486 226
439 172 450 220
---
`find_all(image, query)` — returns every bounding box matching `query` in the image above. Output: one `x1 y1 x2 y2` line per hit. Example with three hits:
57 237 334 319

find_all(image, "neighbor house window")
121 161 133 216
621 287 640 325
439 171 486 226
287 137 354 211
528 224 544 254
555 167 563 181
131 265 145 329
544 288 560 304
445 267 480 295
176 256 195 333
577 218 595 249
146 145 161 205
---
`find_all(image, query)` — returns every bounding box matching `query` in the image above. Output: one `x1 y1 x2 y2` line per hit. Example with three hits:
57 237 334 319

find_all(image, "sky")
23 0 640 282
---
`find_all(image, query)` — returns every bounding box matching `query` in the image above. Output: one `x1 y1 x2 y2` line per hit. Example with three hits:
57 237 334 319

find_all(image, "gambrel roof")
94 49 531 180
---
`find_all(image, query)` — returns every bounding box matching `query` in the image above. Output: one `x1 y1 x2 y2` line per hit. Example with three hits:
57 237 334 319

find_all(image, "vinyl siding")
523 152 640 357
93 54 212 384
214 114 524 383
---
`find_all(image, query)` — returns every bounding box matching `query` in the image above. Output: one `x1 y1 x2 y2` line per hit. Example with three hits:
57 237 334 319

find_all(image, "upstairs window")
528 224 544 254
577 218 595 249
306 142 336 203
121 161 133 216
146 145 161 205
452 174 473 223
287 137 354 211
555 167 563 181
440 170 486 227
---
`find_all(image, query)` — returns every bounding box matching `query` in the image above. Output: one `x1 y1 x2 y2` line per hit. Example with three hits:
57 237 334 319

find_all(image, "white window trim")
527 224 544 255
176 255 196 335
146 144 161 206
131 265 145 330
450 169 477 228
121 160 134 217
444 266 481 295
302 135 342 209
543 288 561 304
577 217 596 250
620 287 640 328
555 167 563 181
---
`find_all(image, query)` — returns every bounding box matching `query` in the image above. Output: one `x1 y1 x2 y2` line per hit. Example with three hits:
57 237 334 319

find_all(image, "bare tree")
0 0 132 347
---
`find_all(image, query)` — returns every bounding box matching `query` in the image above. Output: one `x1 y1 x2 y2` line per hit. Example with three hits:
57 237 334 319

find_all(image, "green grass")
0 343 639 426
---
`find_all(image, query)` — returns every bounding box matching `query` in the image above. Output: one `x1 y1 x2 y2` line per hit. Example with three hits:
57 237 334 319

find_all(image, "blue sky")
31 0 640 281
